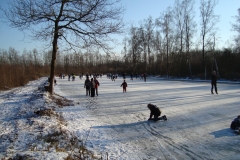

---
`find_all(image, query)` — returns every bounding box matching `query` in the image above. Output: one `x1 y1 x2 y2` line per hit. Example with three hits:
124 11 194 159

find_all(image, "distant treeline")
0 47 240 90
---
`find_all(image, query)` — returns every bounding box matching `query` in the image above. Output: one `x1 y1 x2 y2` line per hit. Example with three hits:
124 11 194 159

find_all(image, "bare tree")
174 0 185 76
199 0 219 79
183 0 196 77
128 26 138 71
153 30 163 74
156 7 174 78
2 0 125 93
143 16 155 74
232 8 240 53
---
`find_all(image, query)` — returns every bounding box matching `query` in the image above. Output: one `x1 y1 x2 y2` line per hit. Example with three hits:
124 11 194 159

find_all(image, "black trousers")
86 87 90 96
211 82 218 93
91 88 95 97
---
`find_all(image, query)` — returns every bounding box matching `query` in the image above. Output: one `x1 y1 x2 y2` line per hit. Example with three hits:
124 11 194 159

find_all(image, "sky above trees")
0 0 239 53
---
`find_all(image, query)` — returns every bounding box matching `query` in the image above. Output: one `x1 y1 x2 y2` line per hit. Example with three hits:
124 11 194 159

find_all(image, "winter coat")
94 80 100 88
90 80 95 89
230 118 240 130
211 74 217 84
84 79 91 89
148 104 161 119
121 82 127 88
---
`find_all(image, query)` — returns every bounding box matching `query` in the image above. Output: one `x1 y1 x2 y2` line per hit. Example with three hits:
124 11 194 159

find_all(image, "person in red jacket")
94 76 100 96
147 103 167 121
120 80 127 93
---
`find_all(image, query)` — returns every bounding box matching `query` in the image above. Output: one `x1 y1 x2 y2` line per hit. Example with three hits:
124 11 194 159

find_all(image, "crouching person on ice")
147 103 167 121
230 115 240 132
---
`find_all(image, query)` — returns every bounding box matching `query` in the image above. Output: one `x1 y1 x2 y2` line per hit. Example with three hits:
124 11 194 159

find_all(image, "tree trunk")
202 35 206 79
49 31 58 94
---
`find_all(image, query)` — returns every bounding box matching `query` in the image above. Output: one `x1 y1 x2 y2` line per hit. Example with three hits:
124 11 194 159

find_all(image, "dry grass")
33 94 99 159
50 94 74 107
0 64 49 90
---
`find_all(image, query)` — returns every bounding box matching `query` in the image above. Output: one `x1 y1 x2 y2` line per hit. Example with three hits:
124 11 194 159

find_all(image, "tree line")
121 0 240 80
0 45 239 90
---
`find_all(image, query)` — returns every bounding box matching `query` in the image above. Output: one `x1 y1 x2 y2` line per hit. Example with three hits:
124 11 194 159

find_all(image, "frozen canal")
54 76 240 160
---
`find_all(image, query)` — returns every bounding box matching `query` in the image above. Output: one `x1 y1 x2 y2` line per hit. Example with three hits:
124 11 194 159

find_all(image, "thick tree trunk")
49 32 58 94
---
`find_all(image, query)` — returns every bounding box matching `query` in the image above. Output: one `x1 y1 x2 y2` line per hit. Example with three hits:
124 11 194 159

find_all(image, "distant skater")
143 73 147 82
147 103 167 121
120 80 127 93
94 77 100 96
130 73 133 80
90 78 95 97
84 77 91 96
211 71 218 94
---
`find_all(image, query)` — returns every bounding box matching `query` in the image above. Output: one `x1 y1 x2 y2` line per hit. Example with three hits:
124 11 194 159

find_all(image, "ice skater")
147 103 167 121
211 71 218 94
84 77 91 96
130 72 133 80
90 78 95 97
120 79 127 93
143 73 147 82
94 76 100 96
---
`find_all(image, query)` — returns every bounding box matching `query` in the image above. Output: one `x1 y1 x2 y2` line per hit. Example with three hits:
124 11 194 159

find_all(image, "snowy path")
54 76 240 160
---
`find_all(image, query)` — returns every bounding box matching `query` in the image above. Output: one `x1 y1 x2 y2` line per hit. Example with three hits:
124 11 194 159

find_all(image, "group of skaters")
59 74 66 79
69 74 76 81
107 73 118 81
130 73 147 82
84 76 100 97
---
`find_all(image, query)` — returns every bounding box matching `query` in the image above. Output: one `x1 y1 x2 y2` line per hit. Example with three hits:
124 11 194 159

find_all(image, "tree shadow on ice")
210 128 237 138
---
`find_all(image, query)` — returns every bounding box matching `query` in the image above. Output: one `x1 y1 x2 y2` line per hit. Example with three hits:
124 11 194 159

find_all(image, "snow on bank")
1 76 240 160
0 78 71 159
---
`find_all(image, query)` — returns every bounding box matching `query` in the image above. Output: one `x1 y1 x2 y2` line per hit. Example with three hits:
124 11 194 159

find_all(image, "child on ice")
120 80 127 93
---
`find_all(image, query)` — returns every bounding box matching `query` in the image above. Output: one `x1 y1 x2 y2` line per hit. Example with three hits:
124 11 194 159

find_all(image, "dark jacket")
148 104 161 119
230 118 240 130
84 79 90 89
211 74 217 84
121 82 127 88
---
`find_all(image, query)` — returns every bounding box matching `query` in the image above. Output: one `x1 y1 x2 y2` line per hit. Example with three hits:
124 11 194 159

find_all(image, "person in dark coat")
211 71 218 94
147 103 167 121
84 77 91 96
143 73 147 82
120 80 127 93
230 115 240 131
90 78 95 97
130 72 133 80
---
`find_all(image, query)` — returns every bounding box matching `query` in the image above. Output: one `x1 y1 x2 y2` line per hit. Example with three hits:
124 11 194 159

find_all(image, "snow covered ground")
1 76 240 159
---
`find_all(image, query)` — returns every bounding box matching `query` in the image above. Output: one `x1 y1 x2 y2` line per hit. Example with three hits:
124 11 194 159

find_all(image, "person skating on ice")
90 78 95 97
211 71 218 94
120 79 127 93
84 76 91 96
94 76 100 96
147 103 167 121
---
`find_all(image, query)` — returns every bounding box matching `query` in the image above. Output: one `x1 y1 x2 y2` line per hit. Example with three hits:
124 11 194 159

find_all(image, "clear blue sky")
0 0 239 53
